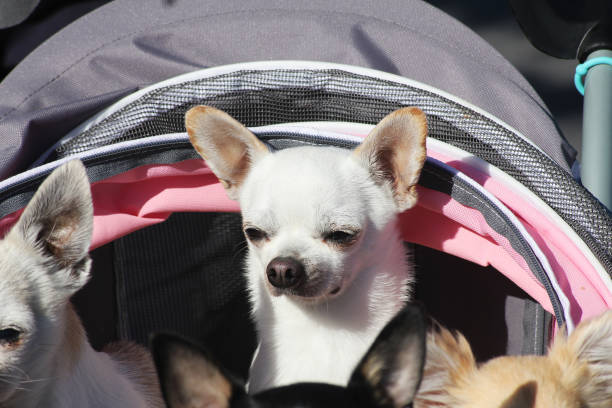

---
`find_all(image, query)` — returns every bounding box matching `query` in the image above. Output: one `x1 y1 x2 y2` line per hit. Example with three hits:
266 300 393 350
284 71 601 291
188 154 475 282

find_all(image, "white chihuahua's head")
0 160 92 402
187 107 427 305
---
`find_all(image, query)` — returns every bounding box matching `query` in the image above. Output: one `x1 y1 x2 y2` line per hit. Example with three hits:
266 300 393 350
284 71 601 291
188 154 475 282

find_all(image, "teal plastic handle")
579 50 612 212
575 57 612 95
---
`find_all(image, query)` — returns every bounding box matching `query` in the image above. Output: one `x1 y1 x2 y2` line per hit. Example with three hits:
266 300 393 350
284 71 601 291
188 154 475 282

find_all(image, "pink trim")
0 160 237 245
428 151 612 322
0 211 21 237
0 148 609 326
400 189 552 314
90 161 239 246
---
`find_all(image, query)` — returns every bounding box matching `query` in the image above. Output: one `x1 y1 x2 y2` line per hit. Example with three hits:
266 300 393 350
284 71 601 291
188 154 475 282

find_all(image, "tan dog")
416 309 612 408
0 160 163 408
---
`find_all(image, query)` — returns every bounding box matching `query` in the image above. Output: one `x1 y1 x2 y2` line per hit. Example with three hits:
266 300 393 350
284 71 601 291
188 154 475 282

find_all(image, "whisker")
0 377 21 386
232 241 249 263
16 378 49 384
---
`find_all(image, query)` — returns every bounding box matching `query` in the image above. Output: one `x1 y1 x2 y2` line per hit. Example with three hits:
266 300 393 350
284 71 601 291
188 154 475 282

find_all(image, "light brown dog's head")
416 310 612 408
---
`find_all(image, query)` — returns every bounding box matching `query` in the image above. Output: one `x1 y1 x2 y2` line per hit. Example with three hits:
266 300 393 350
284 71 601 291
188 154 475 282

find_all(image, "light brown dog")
415 309 612 408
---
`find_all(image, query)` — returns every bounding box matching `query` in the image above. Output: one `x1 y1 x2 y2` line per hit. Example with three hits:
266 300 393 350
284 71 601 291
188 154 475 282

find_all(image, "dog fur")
152 303 427 408
186 106 427 392
415 309 612 408
0 160 163 407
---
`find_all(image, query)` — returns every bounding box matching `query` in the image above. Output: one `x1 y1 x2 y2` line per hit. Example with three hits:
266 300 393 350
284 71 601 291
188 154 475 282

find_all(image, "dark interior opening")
73 211 551 383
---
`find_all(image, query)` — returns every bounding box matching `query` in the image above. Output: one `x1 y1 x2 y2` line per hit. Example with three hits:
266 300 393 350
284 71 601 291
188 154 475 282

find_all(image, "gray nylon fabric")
0 0 39 28
0 0 574 179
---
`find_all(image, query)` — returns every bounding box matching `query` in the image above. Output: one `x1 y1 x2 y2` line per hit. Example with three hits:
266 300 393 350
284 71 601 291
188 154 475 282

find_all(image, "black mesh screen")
77 213 550 371
56 68 612 276
112 212 256 381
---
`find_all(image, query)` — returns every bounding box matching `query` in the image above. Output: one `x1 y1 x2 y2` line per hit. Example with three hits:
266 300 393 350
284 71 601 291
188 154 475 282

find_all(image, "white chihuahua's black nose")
266 257 305 289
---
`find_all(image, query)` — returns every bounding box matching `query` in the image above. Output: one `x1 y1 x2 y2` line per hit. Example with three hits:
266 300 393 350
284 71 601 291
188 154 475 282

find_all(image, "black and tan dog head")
152 303 427 408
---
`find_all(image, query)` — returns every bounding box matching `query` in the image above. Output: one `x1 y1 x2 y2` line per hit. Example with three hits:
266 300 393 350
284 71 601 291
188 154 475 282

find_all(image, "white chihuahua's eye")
324 230 359 246
244 227 268 243
0 327 23 347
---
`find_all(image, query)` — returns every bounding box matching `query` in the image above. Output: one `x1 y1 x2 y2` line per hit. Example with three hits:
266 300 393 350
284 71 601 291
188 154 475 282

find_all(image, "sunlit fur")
186 106 427 392
0 160 162 408
415 309 612 408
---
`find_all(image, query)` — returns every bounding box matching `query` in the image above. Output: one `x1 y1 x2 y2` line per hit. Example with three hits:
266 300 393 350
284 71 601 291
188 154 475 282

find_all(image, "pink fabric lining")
400 189 552 314
427 151 612 322
0 160 548 314
0 150 609 326
0 160 238 244
88 161 238 244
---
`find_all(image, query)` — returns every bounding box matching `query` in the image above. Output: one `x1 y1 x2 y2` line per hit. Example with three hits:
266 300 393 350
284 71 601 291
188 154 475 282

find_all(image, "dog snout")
266 257 305 289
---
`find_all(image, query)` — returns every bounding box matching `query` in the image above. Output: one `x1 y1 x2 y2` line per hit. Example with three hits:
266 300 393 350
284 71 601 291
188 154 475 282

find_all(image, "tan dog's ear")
353 107 427 212
549 309 612 408
186 106 269 200
414 325 476 407
499 381 537 408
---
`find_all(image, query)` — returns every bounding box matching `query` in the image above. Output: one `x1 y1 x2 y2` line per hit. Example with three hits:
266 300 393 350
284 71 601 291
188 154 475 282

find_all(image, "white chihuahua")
0 160 162 407
186 106 427 392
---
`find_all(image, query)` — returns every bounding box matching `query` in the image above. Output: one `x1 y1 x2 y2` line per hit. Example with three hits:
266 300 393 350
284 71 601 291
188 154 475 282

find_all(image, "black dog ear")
348 303 426 408
151 333 243 408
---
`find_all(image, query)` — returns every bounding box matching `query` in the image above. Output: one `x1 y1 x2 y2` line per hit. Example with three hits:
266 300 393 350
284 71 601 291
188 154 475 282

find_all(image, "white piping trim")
254 121 611 301
2 133 189 191
47 116 612 306
7 121 609 329
253 122 612 330
430 157 574 331
254 122 576 328
427 138 612 297
254 122 577 328
249 124 364 145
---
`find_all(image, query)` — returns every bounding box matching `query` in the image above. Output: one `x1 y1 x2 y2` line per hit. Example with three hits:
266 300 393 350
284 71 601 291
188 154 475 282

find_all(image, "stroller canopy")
0 0 610 378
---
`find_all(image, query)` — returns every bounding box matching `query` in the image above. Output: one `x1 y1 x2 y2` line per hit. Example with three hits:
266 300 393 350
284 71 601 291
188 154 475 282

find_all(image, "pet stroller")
0 0 610 381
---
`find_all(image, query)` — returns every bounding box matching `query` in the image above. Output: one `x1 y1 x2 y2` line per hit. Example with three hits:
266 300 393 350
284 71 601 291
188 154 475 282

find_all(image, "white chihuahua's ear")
348 303 426 408
151 333 239 408
13 160 93 293
353 107 427 212
186 106 269 200
414 324 476 407
550 309 612 408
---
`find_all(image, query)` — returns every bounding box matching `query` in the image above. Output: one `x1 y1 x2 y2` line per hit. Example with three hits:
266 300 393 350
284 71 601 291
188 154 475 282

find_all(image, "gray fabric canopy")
0 0 574 180
0 0 604 378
